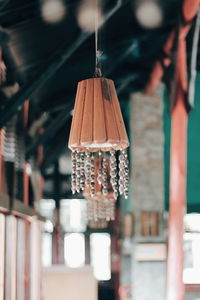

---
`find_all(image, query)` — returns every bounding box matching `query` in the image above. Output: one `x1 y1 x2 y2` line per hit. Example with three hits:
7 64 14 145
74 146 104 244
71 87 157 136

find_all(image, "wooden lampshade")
68 77 130 221
68 77 129 152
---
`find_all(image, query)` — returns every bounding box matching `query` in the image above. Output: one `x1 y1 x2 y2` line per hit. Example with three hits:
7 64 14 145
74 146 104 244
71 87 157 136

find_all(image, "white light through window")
184 213 200 284
39 199 55 222
64 233 85 268
90 233 111 281
183 232 200 284
70 199 82 230
60 199 87 232
42 233 52 267
185 214 200 232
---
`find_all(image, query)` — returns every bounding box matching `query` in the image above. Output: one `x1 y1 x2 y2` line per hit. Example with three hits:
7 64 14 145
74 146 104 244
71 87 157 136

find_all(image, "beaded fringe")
71 149 129 221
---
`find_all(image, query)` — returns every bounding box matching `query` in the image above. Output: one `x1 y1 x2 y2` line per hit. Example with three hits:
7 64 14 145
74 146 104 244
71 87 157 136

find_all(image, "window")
0 214 5 300
39 199 54 267
38 197 112 282
64 233 85 268
90 233 111 281
60 199 87 232
42 233 52 267
39 199 55 222
184 214 200 284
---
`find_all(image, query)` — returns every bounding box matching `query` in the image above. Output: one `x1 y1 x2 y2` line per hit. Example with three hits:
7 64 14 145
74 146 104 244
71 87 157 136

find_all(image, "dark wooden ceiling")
1 0 197 176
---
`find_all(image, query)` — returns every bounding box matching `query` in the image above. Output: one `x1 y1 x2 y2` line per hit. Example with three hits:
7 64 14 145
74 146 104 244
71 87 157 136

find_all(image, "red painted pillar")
23 163 30 205
143 2 200 298
23 100 30 205
166 94 187 300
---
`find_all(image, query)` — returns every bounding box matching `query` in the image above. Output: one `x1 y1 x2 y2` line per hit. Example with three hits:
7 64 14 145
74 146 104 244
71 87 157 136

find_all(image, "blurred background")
0 0 200 300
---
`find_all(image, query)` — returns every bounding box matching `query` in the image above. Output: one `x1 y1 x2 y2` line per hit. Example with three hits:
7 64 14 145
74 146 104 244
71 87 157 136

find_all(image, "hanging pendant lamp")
68 0 130 220
68 78 129 197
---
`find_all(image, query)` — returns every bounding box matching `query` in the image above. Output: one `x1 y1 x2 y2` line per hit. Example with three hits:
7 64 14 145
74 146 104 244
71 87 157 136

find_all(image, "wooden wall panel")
30 219 42 300
0 213 5 300
16 219 25 300
5 216 17 300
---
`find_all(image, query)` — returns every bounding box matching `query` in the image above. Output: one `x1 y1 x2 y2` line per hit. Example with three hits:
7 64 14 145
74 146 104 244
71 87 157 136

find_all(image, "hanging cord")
188 8 200 107
94 0 103 77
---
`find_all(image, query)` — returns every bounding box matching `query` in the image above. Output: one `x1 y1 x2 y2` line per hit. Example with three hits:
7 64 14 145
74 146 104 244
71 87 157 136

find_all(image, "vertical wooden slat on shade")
101 78 120 146
68 80 86 148
81 79 94 146
109 80 129 148
68 82 81 147
93 79 107 144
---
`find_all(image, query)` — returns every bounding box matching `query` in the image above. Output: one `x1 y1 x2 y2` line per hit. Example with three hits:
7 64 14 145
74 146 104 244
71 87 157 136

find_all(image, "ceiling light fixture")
41 0 66 24
135 0 162 29
77 0 104 33
68 0 129 221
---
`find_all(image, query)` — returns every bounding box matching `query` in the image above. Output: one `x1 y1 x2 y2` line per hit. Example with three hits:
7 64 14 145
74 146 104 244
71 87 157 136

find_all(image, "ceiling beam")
26 106 73 158
26 51 137 161
117 74 137 94
0 0 126 128
41 134 68 171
